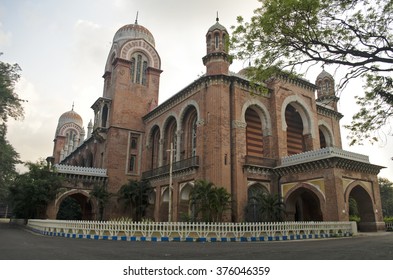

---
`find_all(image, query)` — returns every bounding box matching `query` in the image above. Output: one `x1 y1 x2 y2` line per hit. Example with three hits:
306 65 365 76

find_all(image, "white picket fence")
27 219 356 241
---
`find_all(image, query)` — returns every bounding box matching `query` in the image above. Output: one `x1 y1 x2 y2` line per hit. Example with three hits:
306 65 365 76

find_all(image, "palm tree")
210 186 231 222
256 193 286 222
90 183 111 221
117 179 153 221
190 180 214 222
190 180 231 222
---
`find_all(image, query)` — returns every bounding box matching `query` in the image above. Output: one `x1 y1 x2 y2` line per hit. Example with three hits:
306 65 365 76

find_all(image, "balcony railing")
142 156 199 179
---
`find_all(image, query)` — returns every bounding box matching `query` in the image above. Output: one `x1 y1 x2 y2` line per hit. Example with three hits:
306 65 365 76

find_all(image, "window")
215 33 219 49
130 52 148 86
128 133 140 174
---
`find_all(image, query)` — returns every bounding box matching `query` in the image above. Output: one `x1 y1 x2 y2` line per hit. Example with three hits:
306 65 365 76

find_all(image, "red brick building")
50 19 385 231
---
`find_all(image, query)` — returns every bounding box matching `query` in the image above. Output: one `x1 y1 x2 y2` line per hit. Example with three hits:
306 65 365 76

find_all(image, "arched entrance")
179 183 193 221
56 191 95 220
347 185 376 232
285 185 324 221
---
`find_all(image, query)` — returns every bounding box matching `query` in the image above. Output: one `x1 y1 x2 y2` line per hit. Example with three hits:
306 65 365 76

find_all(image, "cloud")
7 77 56 172
0 22 11 46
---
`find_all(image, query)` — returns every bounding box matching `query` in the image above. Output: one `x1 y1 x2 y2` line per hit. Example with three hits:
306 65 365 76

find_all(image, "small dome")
316 69 333 81
208 20 228 33
58 108 83 128
113 23 155 47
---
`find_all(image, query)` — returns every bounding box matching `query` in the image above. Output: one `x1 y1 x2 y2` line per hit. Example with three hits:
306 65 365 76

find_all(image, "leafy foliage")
0 130 21 202
379 177 393 217
0 55 24 204
231 0 393 144
189 180 231 222
0 54 24 132
56 196 82 220
117 179 153 221
8 160 64 219
246 192 286 223
90 183 111 220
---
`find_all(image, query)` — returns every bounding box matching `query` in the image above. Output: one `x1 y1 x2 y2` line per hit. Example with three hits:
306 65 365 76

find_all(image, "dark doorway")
287 187 323 221
56 193 93 220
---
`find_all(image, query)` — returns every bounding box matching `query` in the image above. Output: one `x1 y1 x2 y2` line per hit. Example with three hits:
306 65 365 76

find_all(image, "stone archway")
346 184 376 232
285 184 325 221
53 190 97 220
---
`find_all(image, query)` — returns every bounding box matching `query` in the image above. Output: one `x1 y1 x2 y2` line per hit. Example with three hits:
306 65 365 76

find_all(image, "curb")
28 227 352 242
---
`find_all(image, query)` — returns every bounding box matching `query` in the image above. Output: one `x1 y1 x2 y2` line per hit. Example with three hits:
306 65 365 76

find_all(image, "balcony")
142 156 199 180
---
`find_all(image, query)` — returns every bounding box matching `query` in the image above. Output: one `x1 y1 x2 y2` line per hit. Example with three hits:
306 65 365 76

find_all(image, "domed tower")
203 16 231 75
93 19 162 132
52 105 85 164
315 69 339 110
88 19 162 184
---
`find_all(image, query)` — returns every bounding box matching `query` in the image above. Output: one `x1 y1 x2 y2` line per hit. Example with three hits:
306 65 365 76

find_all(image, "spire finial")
135 11 139 24
216 11 219 22
72 102 74 111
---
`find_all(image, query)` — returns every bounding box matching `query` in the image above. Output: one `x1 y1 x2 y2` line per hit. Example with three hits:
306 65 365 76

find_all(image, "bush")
383 216 393 223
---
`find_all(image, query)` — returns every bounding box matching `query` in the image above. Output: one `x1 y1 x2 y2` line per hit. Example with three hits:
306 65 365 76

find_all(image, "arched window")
245 108 263 157
324 80 330 95
181 107 198 159
285 104 305 155
150 126 160 169
164 118 177 164
130 52 148 86
215 33 219 49
128 133 140 174
101 104 108 128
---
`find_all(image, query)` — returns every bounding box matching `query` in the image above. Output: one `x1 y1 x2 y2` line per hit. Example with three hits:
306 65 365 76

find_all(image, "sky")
1 0 392 180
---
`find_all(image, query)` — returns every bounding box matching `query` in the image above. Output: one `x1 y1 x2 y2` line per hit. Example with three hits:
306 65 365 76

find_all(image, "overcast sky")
1 0 392 180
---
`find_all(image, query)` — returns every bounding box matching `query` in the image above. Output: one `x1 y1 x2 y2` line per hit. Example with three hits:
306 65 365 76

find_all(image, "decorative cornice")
202 52 232 65
143 75 232 122
243 148 384 176
277 73 318 92
317 104 344 120
54 164 107 177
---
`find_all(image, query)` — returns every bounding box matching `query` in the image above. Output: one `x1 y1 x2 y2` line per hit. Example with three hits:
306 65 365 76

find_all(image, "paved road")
0 221 392 260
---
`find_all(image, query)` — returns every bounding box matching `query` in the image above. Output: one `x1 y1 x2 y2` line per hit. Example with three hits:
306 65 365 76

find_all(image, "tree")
0 55 24 204
8 160 64 219
117 179 153 221
0 130 20 203
189 180 231 222
379 177 393 217
249 193 286 223
90 183 111 220
0 54 24 133
231 0 393 144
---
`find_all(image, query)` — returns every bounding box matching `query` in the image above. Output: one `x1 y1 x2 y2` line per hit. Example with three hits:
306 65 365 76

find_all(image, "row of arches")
245 101 334 158
52 180 377 231
245 182 377 228
147 103 199 169
146 98 336 171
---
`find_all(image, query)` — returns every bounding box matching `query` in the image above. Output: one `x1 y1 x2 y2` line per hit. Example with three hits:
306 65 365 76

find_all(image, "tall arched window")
285 104 305 155
245 108 263 157
165 118 177 164
215 33 219 49
101 104 108 128
130 52 148 85
150 126 160 170
182 107 198 159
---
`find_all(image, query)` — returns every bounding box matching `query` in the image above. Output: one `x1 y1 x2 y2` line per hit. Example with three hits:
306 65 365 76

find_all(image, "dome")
316 69 333 81
113 23 155 47
57 108 83 128
208 20 228 33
